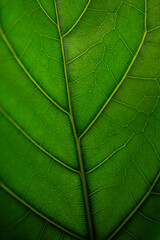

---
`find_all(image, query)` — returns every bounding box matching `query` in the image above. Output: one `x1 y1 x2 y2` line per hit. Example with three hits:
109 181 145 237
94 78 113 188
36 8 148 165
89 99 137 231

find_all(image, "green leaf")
0 0 160 239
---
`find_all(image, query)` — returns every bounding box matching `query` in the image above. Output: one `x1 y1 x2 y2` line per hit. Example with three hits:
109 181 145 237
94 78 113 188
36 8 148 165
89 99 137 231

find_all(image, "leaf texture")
0 0 160 239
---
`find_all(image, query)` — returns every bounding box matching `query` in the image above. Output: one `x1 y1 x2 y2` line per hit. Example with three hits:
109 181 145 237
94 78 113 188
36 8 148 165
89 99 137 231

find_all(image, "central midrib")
54 0 94 239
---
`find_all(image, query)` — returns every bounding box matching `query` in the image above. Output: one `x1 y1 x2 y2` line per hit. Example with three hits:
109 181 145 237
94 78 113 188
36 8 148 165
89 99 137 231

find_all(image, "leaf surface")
0 0 160 239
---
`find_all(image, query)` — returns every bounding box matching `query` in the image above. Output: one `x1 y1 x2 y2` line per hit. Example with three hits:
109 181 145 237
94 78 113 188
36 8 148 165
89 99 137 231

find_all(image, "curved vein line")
127 75 156 80
0 106 79 174
123 228 139 240
79 30 147 140
54 1 94 239
137 210 160 225
39 222 47 240
62 0 91 38
107 171 160 240
66 40 101 65
86 134 134 174
144 132 160 162
36 0 57 26
112 98 137 110
89 185 115 197
151 191 160 196
147 25 160 33
115 29 134 56
0 211 31 231
0 181 84 240
0 27 69 116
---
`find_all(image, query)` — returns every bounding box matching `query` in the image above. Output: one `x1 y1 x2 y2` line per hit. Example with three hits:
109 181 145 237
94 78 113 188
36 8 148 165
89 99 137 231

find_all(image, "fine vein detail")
86 134 134 174
0 0 159 239
0 181 85 240
0 27 69 116
79 1 148 139
62 0 91 38
37 0 57 26
107 171 160 239
54 0 94 239
0 106 78 173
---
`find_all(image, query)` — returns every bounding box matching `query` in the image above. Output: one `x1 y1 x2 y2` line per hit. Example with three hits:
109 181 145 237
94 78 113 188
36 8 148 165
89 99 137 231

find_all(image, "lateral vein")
0 106 79 173
36 0 57 26
86 134 134 174
107 171 160 239
0 27 69 116
80 30 147 140
0 181 85 240
62 0 91 38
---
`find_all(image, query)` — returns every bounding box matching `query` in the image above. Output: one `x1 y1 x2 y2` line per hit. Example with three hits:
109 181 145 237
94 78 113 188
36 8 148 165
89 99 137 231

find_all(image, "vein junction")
0 0 160 239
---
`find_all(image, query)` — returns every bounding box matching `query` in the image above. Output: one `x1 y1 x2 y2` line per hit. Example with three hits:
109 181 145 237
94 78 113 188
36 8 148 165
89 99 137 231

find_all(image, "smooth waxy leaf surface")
0 0 160 239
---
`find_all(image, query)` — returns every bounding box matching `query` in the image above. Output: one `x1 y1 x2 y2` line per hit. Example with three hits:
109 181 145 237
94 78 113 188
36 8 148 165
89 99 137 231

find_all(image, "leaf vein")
0 106 79 173
80 28 147 139
107 171 160 239
0 181 84 240
36 0 57 26
62 0 92 38
0 27 69 116
87 134 134 174
54 1 94 238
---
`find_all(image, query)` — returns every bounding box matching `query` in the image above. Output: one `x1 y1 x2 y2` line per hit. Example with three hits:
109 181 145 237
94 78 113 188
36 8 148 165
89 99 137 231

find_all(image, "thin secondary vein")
150 191 160 196
0 106 79 173
80 29 147 140
0 181 85 240
54 1 94 239
138 210 160 225
0 27 69 116
66 40 101 65
36 0 57 26
147 25 160 33
86 134 134 174
0 211 31 231
123 228 139 240
62 0 91 38
107 171 160 239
